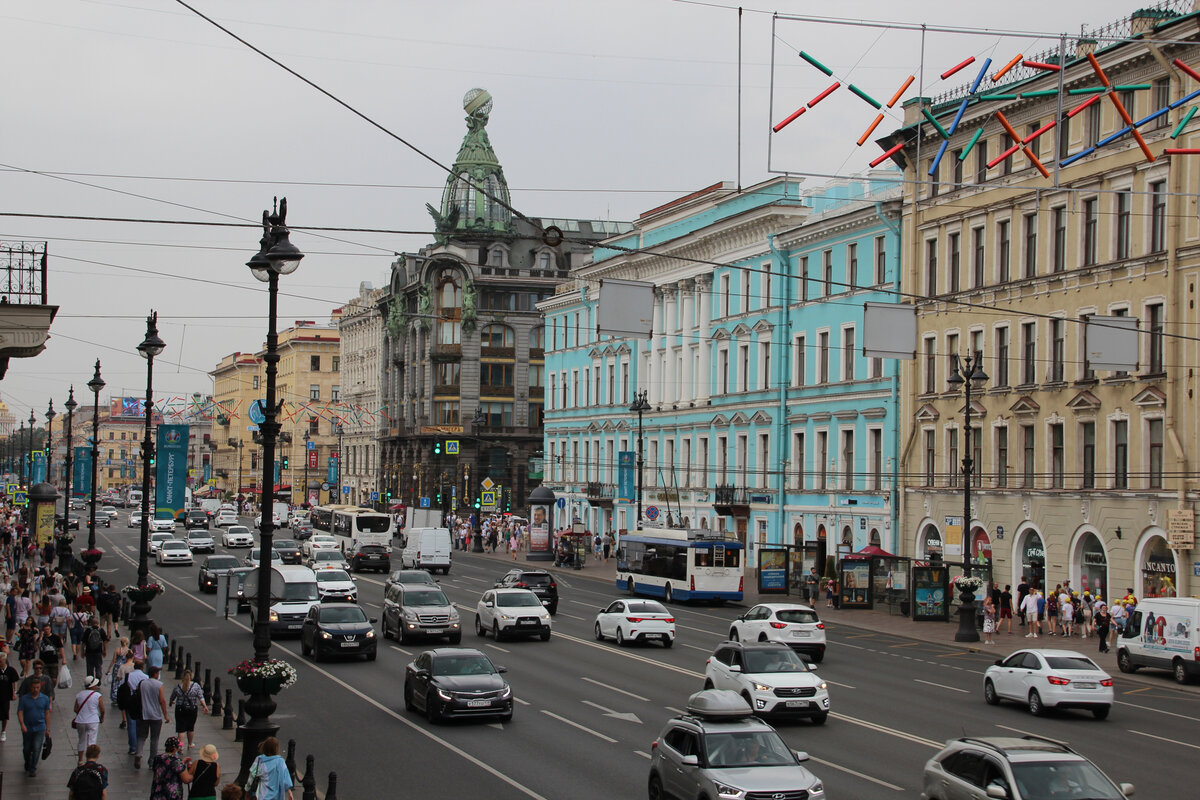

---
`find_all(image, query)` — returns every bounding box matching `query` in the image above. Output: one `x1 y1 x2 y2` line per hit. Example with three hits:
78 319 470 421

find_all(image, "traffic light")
436 491 442 504
282 456 289 469
386 489 392 499
434 441 442 456
149 455 156 467
473 498 481 509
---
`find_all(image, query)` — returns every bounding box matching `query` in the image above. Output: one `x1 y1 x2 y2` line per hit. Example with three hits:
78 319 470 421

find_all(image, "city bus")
311 504 357 533
616 529 744 603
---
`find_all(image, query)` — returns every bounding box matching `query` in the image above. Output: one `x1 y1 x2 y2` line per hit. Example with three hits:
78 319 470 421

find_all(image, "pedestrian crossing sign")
445 440 459 455
481 490 497 507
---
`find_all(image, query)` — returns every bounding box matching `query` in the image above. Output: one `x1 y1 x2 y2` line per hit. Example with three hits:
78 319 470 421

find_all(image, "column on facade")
680 280 695 401
648 288 664 404
696 277 712 400
663 285 678 404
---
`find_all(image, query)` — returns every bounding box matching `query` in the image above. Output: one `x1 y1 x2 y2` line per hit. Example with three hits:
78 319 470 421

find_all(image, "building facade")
337 282 386 506
890 6 1198 598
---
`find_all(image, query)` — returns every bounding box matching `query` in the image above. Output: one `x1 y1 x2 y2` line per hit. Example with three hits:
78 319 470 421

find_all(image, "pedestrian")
146 623 168 670
509 533 518 559
1046 585 1060 635
51 595 72 641
602 532 613 562
82 615 107 681
16 617 38 675
220 784 243 800
113 649 136 734
135 664 170 769
1000 585 1014 634
1094 603 1112 653
1111 600 1127 649
247 736 293 800
0 642 18 741
1020 591 1040 637
182 744 221 800
108 636 130 696
804 568 819 604
70 600 90 660
73 675 106 765
18 658 54 701
1016 576 1029 627
170 669 207 750
130 629 146 663
982 595 996 644
1061 592 1075 637
149 736 187 800
68 743 108 800
4 585 19 644
16 668 50 777
35 592 52 627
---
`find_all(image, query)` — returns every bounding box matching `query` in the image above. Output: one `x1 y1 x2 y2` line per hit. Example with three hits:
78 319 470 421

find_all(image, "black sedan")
299 603 377 662
403 648 513 723
273 539 303 565
89 514 111 529
197 554 242 593
57 514 81 531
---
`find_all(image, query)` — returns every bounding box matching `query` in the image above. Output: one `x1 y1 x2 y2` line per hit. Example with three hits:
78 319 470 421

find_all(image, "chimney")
1076 38 1098 59
1130 8 1174 38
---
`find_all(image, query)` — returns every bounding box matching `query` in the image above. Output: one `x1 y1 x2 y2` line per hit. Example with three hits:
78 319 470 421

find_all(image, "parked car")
983 649 1114 719
221 525 254 548
593 598 675 647
313 568 358 603
475 588 551 641
186 529 215 553
349 544 390 573
383 583 460 644
156 540 194 566
704 641 829 722
493 569 558 615
729 603 827 662
403 648 511 723
198 554 241 593
921 736 1133 800
299 602 376 662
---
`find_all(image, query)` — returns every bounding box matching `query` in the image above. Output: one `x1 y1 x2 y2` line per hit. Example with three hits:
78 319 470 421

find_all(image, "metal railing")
0 241 48 305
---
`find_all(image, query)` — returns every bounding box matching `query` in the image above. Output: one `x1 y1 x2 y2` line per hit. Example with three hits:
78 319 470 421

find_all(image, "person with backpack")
118 658 147 756
73 675 105 765
170 669 207 750
68 743 108 800
82 616 107 681
69 601 90 661
135 664 170 769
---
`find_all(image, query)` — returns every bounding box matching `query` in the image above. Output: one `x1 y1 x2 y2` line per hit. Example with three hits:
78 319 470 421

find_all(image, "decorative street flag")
617 451 635 503
155 424 190 519
73 447 91 496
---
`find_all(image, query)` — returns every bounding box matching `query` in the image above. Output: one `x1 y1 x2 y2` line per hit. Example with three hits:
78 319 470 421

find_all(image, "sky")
1 0 1152 423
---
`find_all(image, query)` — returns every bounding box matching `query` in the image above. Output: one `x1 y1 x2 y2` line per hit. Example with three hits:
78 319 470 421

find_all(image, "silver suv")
921 736 1134 800
382 583 461 644
648 690 825 800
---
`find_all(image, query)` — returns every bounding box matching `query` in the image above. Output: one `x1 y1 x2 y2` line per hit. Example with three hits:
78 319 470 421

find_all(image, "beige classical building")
337 283 386 507
890 7 1198 599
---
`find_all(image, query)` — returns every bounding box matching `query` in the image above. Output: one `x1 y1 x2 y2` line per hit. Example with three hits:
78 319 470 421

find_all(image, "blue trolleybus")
616 529 744 603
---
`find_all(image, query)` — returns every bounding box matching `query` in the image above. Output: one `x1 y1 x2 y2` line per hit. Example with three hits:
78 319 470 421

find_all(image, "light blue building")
540 174 902 573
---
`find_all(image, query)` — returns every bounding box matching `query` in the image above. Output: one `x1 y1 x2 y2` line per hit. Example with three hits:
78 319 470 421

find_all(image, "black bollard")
202 668 212 704
211 678 222 715
167 640 177 671
301 756 317 800
325 772 338 800
184 652 192 674
193 661 201 691
234 699 246 740
174 651 185 680
222 690 234 730
285 739 298 782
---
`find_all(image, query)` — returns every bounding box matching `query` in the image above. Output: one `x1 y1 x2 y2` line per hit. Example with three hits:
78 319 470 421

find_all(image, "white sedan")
149 532 174 554
254 512 283 530
215 510 239 528
593 599 675 647
984 648 1114 719
127 511 143 528
313 568 358 603
302 535 341 559
221 525 254 548
156 539 194 566
729 603 827 663
100 505 120 519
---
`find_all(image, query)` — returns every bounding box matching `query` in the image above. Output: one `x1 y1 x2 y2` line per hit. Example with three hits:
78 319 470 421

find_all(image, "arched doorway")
869 529 881 548
793 522 804 546
815 524 827 575
1138 530 1178 598
700 517 709 529
1072 530 1108 600
919 523 943 561
971 526 992 565
1016 528 1046 590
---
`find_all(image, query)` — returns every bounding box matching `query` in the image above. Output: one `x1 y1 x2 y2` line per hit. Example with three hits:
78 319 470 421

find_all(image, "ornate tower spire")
428 88 513 237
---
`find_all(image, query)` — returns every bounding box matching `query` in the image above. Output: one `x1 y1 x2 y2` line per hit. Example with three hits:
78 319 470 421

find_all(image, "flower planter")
126 588 160 603
237 675 286 695
81 550 104 564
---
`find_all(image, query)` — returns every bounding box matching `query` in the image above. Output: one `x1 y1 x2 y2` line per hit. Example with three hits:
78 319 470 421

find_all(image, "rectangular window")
997 220 1010 284
794 335 806 387
996 426 1009 488
794 432 805 490
739 345 749 392
924 430 936 485
1051 423 1064 488
719 349 729 394
870 428 883 490
841 430 854 490
1027 121 1041 161
823 250 834 296
330 385 340 401
929 159 939 197
947 428 959 488
1150 180 1166 253
976 139 989 183
1147 303 1164 374
310 355 320 372
1024 212 1038 279
742 271 751 313
874 236 887 285
818 332 830 384
253 376 260 390
1057 114 1070 162
1116 190 1131 260
1149 418 1163 489
952 149 964 186
1080 314 1095 380
1153 78 1170 129
799 256 809 302
972 426 982 487
309 385 320 401
1050 318 1065 383
1052 207 1066 272
721 274 730 317
1082 198 1098 266
842 327 855 381
923 337 937 394
949 232 961 293
1081 422 1095 489
308 418 319 435
1114 420 1128 489
870 355 883 379
925 239 938 296
1086 99 1101 145
847 243 858 290
760 342 770 390
972 227 985 288
1021 322 1037 385
995 326 1009 387
763 270 772 308
816 431 828 490
946 333 959 380
1022 424 1035 488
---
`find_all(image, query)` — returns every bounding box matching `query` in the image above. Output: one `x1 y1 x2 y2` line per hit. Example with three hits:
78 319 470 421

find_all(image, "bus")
616 529 744 603
311 504 357 533
331 507 394 547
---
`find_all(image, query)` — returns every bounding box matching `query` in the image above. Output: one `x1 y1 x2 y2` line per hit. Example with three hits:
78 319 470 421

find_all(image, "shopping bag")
58 663 72 689
41 733 53 760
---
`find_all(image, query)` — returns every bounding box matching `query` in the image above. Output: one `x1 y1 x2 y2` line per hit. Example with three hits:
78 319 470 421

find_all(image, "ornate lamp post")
629 389 650 530
302 430 310 507
237 198 303 787
28 410 35 484
45 401 56 488
58 389 77 572
87 361 105 554
130 312 166 637
947 350 989 644
17 422 25 484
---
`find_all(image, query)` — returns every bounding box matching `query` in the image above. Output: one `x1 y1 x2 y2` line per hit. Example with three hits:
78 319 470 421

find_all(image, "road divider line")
486 644 511 653
634 750 652 760
1128 729 1200 750
557 613 586 621
995 723 1039 737
806 755 904 791
678 643 711 652
514 697 530 706
1122 686 1150 694
824 680 856 689
1113 700 1200 721
389 645 412 655
581 676 650 702
915 678 970 694
829 713 942 749
541 710 618 742
889 642 922 648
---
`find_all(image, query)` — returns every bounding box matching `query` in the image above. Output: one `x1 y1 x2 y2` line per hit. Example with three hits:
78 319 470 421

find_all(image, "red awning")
843 545 900 560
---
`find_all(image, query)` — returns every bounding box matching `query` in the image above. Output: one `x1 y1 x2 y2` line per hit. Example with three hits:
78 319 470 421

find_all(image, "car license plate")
793 630 811 638
425 628 444 634
287 624 302 630
466 699 491 708
339 641 358 648
646 633 664 639
786 700 809 708
1074 682 1096 689
541 600 550 605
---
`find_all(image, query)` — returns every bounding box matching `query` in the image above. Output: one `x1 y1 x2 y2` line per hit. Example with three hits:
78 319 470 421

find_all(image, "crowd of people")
979 577 1138 653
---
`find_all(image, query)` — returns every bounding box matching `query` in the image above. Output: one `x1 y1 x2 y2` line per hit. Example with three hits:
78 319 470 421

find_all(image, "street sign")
248 399 266 425
481 477 495 491
307 451 318 469
12 491 27 506
371 491 379 501
645 505 659 521
342 485 350 495
5 483 17 496
556 497 566 509
419 496 431 508
445 440 459 455
306 440 315 450
481 490 497 507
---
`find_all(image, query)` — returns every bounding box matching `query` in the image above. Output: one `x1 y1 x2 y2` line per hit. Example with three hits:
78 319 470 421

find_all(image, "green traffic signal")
282 457 289 469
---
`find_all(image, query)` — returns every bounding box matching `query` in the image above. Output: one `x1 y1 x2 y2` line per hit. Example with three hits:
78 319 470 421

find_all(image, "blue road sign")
342 485 350 495
445 440 459 455
13 491 27 506
557 497 566 509
306 440 315 450
419 496 431 508
371 491 379 501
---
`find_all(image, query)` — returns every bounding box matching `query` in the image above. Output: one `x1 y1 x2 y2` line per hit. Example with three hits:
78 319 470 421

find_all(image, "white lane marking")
995 724 1040 737
915 678 970 694
514 697 531 706
557 613 586 621
806 755 904 791
678 643 711 652
581 676 650 702
555 630 703 680
540 710 618 743
1128 729 1200 750
569 600 597 608
824 679 856 689
456 575 487 583
829 713 941 749
581 700 642 724
486 644 511 653
389 645 412 655
1113 700 1200 722
634 750 652 760
665 707 685 715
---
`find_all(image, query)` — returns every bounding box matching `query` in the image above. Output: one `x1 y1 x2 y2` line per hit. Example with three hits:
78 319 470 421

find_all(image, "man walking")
82 616 107 681
1016 576 1029 627
68 743 108 800
17 670 50 777
804 568 819 604
134 664 169 769
1020 590 1041 638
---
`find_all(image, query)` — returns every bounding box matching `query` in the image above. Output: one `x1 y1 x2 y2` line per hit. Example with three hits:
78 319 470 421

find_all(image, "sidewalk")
465 544 1200 694
0 655 238 799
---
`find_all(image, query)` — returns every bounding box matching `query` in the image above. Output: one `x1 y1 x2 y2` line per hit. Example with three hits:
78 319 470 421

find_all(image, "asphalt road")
89 514 1200 799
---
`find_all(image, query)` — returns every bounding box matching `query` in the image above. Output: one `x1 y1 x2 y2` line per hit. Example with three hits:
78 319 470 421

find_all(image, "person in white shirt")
1020 591 1041 637
1060 594 1075 637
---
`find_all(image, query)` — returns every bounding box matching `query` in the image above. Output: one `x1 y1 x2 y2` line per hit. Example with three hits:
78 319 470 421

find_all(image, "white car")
128 511 143 528
101 505 119 519
307 549 349 572
221 525 254 548
593 599 675 647
475 588 552 641
983 648 1114 719
704 640 830 723
149 532 175 554
729 603 827 663
156 539 194 566
254 513 282 530
215 510 239 528
313 568 358 603
150 514 177 533
185 529 215 553
302 535 341 559
244 548 283 569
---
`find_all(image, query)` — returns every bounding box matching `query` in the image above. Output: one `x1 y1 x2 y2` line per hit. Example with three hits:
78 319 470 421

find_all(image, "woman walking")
147 623 168 671
72 675 105 765
170 669 207 750
16 617 38 675
247 737 293 800
182 744 221 800
149 736 187 800
130 629 147 663
69 600 90 660
1094 602 1112 653
982 595 997 645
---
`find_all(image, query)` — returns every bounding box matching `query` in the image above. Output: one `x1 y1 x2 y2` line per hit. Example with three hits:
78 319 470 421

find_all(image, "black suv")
273 539 303 565
197 554 241 593
184 509 210 530
494 569 558 615
349 544 390 573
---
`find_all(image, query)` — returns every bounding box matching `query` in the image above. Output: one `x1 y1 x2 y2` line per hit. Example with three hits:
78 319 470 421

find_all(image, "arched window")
529 326 545 351
453 172 473 220
483 175 507 224
481 324 515 349
437 271 461 313
537 251 552 270
489 248 505 268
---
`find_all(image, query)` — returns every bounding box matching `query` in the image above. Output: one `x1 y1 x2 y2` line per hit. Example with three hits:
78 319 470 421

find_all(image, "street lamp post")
629 389 650 531
28 410 35 485
45 401 56 489
335 425 344 502
237 198 304 787
303 430 310 507
87 361 105 554
947 349 989 644
131 312 166 637
17 422 25 484
59 389 77 573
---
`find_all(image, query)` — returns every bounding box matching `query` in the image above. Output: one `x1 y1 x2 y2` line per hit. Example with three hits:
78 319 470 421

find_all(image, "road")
90 513 1199 799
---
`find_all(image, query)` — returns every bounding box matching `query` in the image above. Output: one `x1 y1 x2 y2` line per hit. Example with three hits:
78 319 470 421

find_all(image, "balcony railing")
0 241 48 305
585 482 616 502
714 484 750 505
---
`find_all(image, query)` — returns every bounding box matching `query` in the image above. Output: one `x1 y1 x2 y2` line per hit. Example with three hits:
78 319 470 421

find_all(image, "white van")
245 565 320 636
401 527 452 574
1117 597 1200 684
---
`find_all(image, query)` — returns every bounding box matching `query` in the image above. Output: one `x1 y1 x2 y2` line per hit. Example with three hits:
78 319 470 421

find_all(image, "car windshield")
405 590 449 606
1009 761 1125 800
319 607 367 624
163 541 187 550
775 608 819 624
432 655 495 676
228 526 249 534
704 731 796 768
1043 656 1101 671
283 583 318 602
188 531 209 539
497 592 541 607
317 570 351 582
207 556 238 569
275 540 298 549
743 649 810 673
626 601 668 615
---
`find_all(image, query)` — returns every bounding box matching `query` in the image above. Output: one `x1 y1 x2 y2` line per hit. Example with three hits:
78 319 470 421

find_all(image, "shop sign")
1024 545 1045 561
1082 551 1107 567
1144 556 1176 574
1166 509 1195 548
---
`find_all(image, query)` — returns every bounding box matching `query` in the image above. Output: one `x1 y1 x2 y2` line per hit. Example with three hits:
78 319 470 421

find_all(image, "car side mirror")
995 659 1004 666
793 751 809 763
1120 783 1135 797
496 666 508 674
806 663 818 671
728 664 741 673
736 615 745 622
485 601 494 608
985 786 1009 800
680 755 699 767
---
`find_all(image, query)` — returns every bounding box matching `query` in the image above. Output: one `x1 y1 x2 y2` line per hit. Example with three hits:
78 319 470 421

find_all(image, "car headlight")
752 682 773 693
436 688 453 701
713 782 745 800
320 631 333 640
499 613 514 620
365 629 375 638
809 782 824 797
449 608 460 621
499 685 512 699
268 611 279 622
818 681 827 690
403 610 417 620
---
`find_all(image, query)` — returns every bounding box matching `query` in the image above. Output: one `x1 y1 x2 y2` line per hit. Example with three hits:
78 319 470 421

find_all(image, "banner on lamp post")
155 425 190 519
617 451 635 503
73 447 91 496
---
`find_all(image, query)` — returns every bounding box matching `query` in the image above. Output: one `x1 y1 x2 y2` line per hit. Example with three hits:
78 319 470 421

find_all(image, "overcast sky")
1 0 1146 422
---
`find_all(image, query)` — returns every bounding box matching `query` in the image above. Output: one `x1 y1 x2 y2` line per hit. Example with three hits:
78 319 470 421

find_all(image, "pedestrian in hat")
73 675 105 765
182 744 221 800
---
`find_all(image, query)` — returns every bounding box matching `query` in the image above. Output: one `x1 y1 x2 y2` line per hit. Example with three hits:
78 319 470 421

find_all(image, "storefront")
1140 534 1179 598
1017 529 1046 590
971 527 992 565
1076 532 1108 601
919 523 943 562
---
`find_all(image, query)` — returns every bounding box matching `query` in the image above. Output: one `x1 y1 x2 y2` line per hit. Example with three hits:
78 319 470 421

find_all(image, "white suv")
704 641 830 723
475 588 551 641
729 603 827 662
